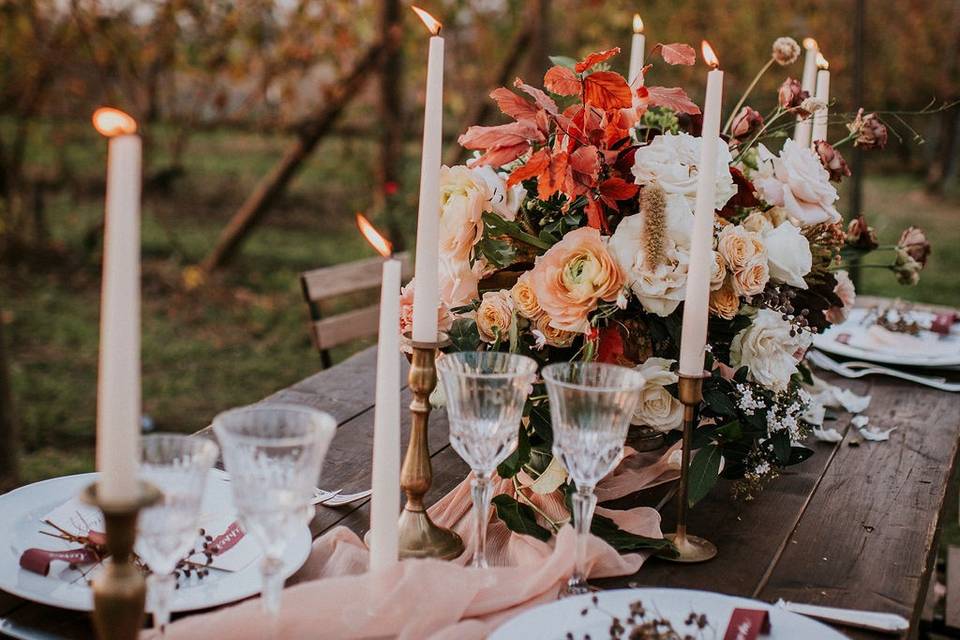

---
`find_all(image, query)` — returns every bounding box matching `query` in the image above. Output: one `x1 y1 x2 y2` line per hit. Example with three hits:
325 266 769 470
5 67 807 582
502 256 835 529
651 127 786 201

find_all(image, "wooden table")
1 345 958 639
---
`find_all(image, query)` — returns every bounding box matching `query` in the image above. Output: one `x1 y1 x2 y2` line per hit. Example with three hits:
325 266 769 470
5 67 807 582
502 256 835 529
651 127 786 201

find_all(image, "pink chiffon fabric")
151 445 679 639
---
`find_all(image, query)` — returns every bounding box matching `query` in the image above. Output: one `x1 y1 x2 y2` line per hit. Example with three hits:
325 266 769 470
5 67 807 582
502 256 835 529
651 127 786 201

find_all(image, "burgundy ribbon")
19 547 99 576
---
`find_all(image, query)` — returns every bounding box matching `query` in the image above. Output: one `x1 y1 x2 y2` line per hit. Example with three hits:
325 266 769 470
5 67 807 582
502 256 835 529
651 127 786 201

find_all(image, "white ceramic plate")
814 307 960 369
0 470 312 612
490 588 846 640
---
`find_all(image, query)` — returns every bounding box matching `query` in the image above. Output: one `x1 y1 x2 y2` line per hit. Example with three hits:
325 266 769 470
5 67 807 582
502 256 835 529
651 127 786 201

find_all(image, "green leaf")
787 446 814 465
590 513 675 554
770 432 791 464
492 494 552 541
497 424 531 478
548 55 577 69
482 212 551 251
528 400 553 446
702 378 738 418
476 235 517 269
797 362 814 386
447 318 481 352
687 444 722 507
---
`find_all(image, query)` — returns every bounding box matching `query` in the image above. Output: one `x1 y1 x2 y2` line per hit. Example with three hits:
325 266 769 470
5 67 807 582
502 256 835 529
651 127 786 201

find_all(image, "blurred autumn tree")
0 0 956 262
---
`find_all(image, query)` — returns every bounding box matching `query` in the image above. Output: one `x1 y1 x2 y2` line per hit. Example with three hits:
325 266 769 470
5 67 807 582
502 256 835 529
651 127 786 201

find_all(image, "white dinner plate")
490 588 847 640
814 307 960 369
0 470 312 612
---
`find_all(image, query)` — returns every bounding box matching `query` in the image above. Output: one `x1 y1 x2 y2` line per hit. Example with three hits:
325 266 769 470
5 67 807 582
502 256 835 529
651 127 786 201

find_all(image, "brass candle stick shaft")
81 481 161 640
661 373 718 563
397 338 464 560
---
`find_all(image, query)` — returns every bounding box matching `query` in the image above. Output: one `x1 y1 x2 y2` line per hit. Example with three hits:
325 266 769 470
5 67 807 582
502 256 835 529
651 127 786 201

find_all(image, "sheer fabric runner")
151 444 680 639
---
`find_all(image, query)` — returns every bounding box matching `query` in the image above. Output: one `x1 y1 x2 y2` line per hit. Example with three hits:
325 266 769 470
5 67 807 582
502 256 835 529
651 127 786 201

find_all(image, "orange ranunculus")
528 227 624 333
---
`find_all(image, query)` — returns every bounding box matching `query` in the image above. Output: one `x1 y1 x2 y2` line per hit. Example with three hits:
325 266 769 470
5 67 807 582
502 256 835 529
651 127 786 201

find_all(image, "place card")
723 608 771 640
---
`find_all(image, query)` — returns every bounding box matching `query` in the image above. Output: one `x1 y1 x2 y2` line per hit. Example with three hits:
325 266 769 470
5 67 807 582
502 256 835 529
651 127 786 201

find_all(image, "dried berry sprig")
566 596 712 640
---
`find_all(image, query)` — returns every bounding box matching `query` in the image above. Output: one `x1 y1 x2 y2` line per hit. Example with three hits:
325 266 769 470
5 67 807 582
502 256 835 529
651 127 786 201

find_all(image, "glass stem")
147 572 176 633
260 555 285 616
471 472 494 568
571 486 598 588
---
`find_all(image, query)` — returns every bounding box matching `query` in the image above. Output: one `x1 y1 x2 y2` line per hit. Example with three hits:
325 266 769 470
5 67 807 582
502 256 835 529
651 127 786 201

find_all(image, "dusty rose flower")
897 226 931 267
845 215 879 250
529 227 624 333
476 290 514 342
710 278 740 320
399 280 454 338
848 109 888 149
510 272 542 319
825 270 856 324
732 256 770 297
815 140 851 182
798 97 826 119
533 313 577 347
772 37 801 65
754 139 841 226
730 106 764 141
778 78 808 111
717 224 766 271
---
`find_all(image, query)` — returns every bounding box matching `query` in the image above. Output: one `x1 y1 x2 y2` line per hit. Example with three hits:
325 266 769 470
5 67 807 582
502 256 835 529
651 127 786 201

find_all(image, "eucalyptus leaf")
687 444 722 507
590 514 675 554
492 494 552 541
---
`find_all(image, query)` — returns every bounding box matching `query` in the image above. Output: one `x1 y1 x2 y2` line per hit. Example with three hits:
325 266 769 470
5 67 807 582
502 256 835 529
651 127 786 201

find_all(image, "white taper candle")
793 38 818 146
628 14 645 86
811 58 830 146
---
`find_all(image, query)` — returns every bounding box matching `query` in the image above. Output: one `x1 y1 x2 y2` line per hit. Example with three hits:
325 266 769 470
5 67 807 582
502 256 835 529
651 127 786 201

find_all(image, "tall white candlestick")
679 53 723 377
411 29 444 344
793 39 818 145
811 64 830 145
96 125 142 504
628 15 645 86
369 258 401 572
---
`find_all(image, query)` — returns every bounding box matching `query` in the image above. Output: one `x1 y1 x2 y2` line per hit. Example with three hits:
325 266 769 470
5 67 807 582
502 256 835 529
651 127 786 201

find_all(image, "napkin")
838 325 959 359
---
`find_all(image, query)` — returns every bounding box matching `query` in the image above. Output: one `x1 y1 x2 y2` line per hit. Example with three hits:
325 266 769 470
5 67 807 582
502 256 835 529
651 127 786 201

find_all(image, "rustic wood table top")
2 341 958 639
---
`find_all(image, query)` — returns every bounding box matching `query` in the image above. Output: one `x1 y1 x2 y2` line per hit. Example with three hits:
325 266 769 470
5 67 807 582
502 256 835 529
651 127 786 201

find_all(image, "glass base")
660 532 718 563
558 575 598 599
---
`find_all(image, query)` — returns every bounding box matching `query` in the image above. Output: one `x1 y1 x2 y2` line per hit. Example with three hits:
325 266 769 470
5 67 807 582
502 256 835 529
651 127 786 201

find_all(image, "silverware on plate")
775 599 909 634
807 350 960 392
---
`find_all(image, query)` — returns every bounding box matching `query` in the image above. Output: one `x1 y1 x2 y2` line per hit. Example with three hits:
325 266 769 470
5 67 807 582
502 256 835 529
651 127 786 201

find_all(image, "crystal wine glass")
213 404 336 616
436 351 537 568
136 434 219 633
542 362 644 597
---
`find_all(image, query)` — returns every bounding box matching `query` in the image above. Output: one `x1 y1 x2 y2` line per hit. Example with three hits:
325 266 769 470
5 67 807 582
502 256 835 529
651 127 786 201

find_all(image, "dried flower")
778 78 808 111
730 106 764 141
640 183 667 270
845 215 879 250
772 37 801 65
848 109 888 149
814 140 851 182
897 226 931 267
893 247 922 285
798 96 826 118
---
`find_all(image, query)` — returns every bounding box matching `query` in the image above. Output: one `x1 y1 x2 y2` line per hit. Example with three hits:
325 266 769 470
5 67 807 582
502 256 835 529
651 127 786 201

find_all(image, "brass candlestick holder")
661 372 718 563
81 481 161 640
397 335 464 560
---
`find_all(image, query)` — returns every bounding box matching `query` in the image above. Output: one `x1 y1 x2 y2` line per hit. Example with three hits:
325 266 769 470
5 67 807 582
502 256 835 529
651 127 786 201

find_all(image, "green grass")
1 127 958 487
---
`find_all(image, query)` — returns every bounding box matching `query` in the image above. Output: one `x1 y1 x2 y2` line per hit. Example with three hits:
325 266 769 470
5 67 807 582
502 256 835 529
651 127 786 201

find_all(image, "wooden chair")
300 252 412 368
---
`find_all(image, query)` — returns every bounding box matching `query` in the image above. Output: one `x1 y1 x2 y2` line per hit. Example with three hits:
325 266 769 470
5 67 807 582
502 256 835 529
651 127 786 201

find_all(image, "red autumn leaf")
544 65 581 96
489 87 538 122
569 145 600 183
654 42 696 66
584 197 608 232
537 150 570 200
582 71 633 111
646 86 701 115
506 148 550 187
599 177 639 202
575 47 622 73
476 143 531 168
597 326 626 365
719 166 761 218
513 77 558 114
458 121 542 151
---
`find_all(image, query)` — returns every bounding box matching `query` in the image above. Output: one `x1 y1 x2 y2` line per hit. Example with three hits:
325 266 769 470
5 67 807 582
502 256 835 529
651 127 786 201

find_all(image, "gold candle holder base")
398 335 464 561
659 372 718 564
81 481 162 640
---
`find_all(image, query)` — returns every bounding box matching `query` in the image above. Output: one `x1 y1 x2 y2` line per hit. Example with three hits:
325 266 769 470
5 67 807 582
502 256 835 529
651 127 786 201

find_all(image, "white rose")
438 165 490 263
632 357 683 432
730 309 812 392
741 211 774 235
754 140 841 226
632 132 737 211
609 204 694 317
471 164 524 221
763 221 812 289
439 256 484 307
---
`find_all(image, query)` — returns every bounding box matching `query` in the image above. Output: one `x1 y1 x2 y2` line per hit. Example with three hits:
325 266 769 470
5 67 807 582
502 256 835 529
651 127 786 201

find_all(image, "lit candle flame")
357 213 393 258
701 41 719 69
633 13 644 34
92 107 137 137
411 6 441 35
816 52 829 70
803 37 818 50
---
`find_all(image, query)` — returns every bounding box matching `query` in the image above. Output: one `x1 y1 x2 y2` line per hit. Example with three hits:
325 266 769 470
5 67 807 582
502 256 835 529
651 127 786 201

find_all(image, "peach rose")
710 251 727 291
529 227 624 333
732 256 770 297
511 273 542 319
438 165 490 263
476 290 514 343
717 224 766 271
439 257 484 307
710 278 740 320
534 313 577 348
825 270 856 324
399 280 454 338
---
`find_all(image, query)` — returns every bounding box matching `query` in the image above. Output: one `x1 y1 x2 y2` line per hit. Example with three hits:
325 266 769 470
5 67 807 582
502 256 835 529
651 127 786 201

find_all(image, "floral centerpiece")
400 40 929 544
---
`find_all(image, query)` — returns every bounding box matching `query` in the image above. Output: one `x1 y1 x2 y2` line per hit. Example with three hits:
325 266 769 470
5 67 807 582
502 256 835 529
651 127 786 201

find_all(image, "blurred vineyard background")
0 0 958 488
